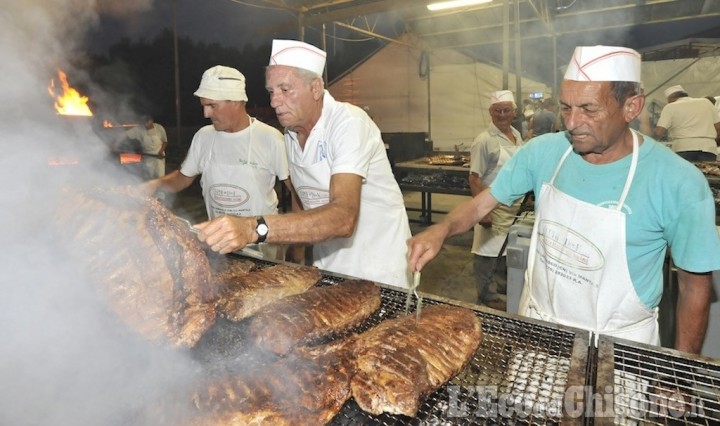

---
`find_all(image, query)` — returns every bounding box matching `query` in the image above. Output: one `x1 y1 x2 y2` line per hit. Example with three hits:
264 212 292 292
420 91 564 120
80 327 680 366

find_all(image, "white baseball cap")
269 39 327 76
663 85 685 98
564 46 641 83
490 90 516 106
194 65 248 102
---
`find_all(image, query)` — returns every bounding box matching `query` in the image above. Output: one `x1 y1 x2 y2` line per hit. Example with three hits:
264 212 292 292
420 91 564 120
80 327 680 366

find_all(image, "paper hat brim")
664 85 685 98
564 46 641 82
490 90 516 105
269 39 327 76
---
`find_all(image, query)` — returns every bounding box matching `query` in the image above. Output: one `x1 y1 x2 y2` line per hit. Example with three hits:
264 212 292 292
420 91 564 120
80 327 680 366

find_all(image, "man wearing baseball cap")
145 65 293 259
468 90 526 310
196 40 412 288
654 84 720 162
409 46 720 354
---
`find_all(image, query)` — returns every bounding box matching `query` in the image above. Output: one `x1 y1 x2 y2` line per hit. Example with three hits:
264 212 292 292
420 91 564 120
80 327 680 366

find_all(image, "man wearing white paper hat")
468 89 527 309
410 45 719 355
196 40 412 288
654 84 720 162
145 65 293 259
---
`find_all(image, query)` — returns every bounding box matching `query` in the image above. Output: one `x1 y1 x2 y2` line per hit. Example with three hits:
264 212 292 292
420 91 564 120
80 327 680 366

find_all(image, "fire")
48 69 93 116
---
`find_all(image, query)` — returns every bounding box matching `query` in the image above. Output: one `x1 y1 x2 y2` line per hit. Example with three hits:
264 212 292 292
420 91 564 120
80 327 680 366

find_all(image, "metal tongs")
404 270 423 321
177 217 264 258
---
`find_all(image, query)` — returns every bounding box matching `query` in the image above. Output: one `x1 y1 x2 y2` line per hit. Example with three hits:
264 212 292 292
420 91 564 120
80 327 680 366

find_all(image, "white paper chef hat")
664 85 686 98
194 65 248 102
269 39 327 76
564 46 641 82
490 90 516 106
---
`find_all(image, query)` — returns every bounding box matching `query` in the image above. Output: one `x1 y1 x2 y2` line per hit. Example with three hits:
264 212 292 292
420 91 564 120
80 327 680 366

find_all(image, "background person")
469 89 526 310
124 114 168 179
654 85 720 163
144 65 293 260
195 39 412 288
527 97 557 139
408 45 720 354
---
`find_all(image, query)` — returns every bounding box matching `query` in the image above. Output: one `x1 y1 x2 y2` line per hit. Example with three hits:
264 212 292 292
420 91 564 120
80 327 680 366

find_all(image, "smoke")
0 1 200 424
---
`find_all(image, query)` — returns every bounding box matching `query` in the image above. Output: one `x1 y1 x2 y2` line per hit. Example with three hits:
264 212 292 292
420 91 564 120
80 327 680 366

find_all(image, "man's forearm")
674 269 712 354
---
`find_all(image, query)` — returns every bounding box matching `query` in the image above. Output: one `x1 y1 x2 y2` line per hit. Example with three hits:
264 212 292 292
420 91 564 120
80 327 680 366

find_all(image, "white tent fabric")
642 56 720 126
328 35 551 151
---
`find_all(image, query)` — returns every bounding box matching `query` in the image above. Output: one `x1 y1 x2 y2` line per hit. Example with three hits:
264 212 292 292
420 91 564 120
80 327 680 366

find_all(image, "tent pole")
514 0 522 103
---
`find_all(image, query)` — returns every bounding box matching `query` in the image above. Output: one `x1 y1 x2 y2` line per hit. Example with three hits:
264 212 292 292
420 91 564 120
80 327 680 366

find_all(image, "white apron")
519 131 659 345
200 119 280 259
471 139 522 257
291 157 411 288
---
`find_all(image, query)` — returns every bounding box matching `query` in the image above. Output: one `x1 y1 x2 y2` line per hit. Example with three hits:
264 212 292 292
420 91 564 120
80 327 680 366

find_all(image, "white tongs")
404 271 423 320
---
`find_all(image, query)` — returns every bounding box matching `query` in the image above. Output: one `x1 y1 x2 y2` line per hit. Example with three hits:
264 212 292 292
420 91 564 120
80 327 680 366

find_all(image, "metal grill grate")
595 336 720 425
203 256 590 425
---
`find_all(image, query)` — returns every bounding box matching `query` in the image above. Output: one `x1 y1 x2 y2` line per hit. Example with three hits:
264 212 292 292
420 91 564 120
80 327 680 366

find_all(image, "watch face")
257 224 269 236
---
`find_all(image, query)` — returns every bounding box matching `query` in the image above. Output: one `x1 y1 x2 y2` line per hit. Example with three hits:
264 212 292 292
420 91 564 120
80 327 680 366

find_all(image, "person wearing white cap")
196 40 412 288
654 85 720 162
410 46 719 355
468 90 527 309
144 65 293 259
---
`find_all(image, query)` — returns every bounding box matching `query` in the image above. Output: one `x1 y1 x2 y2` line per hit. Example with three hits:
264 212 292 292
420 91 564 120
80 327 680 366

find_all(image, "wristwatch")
255 216 269 243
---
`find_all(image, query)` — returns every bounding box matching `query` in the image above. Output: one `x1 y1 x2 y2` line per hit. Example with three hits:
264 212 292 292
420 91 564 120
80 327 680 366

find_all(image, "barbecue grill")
594 336 720 425
195 255 591 425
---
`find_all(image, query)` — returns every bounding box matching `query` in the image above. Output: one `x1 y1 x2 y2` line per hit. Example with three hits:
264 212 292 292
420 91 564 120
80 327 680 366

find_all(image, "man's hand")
195 215 257 254
407 223 450 273
478 213 492 228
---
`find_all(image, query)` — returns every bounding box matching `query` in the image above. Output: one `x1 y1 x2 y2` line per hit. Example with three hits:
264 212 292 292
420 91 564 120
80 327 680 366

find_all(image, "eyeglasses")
492 108 515 115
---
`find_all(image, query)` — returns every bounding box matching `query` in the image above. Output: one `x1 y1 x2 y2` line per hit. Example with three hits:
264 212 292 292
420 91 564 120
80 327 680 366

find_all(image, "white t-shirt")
181 118 288 216
657 97 719 153
126 123 167 154
285 91 412 287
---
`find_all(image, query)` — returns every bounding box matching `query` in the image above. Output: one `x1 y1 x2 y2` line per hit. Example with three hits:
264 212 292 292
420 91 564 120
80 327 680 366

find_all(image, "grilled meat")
215 263 321 322
54 187 216 347
190 339 354 426
248 280 381 355
207 254 256 289
351 304 483 417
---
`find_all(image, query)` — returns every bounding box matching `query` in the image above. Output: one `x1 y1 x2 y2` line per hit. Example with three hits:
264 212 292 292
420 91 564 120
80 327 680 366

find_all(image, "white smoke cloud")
0 1 201 424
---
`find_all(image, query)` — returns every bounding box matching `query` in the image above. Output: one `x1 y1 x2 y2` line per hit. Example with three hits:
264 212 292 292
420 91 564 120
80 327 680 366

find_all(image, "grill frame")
208 255 591 425
594 335 720 425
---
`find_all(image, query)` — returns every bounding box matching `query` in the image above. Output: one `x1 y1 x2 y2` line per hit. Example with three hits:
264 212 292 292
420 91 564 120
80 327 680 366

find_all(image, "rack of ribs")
215 263 321 322
54 187 216 347
350 304 483 417
189 339 354 425
247 280 381 355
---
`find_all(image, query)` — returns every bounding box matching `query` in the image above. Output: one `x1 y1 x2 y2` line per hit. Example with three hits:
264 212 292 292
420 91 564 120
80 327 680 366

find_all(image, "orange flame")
48 69 93 116
103 120 113 128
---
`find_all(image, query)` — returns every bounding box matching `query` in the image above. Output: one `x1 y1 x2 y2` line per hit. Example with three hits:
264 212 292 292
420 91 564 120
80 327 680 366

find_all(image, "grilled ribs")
215 263 321 322
54 187 216 347
351 304 483 417
189 339 354 425
248 280 381 355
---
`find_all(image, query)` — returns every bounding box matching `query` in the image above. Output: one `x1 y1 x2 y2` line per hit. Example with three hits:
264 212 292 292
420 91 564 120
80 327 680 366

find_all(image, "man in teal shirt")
408 45 720 355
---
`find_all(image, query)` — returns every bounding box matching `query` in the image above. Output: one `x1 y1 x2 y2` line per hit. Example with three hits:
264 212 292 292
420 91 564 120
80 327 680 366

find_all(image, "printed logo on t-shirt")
208 184 250 208
295 185 329 209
